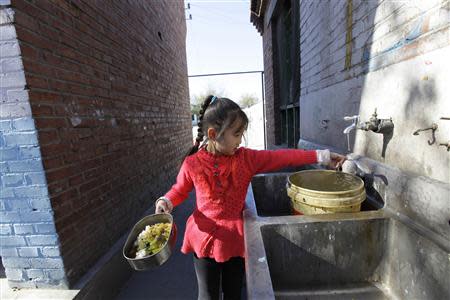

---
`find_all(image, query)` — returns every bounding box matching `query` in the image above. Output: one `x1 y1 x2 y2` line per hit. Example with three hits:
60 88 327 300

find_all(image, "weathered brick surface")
262 23 276 148
2 0 190 288
299 0 450 95
1 1 66 288
296 0 450 181
258 0 449 157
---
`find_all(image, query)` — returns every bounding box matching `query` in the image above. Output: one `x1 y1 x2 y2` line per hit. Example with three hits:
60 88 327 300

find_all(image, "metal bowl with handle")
122 213 177 271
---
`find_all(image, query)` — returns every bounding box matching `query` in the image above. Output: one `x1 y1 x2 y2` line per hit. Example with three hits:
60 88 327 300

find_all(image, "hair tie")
210 96 217 104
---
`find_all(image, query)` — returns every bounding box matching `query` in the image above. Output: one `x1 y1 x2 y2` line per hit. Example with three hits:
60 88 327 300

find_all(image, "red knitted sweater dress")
165 147 317 262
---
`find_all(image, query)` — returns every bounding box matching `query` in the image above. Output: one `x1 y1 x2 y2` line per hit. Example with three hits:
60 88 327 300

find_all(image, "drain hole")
158 31 162 40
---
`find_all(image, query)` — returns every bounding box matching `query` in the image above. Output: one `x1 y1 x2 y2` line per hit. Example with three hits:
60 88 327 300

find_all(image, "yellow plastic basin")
287 170 366 215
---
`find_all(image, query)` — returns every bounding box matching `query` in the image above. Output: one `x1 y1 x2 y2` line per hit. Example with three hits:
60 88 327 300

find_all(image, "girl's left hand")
329 152 346 170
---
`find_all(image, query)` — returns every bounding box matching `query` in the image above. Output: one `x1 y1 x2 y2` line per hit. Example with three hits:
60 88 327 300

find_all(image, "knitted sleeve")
164 159 194 207
244 148 317 175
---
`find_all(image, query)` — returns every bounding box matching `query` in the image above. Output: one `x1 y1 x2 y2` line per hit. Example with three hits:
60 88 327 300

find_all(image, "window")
273 0 300 148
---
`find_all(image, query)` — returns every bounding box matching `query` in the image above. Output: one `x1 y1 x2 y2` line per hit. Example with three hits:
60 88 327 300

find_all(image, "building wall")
1 2 66 288
1 0 190 288
262 20 277 148
299 0 450 183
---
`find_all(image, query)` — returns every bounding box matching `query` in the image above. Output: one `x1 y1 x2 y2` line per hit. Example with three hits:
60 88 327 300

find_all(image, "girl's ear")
207 128 217 140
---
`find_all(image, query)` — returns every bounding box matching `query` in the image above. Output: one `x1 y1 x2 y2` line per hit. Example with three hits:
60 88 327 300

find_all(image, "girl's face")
212 118 246 156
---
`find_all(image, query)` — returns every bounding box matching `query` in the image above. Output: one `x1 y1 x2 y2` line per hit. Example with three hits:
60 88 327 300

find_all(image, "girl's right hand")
329 152 346 170
155 197 173 214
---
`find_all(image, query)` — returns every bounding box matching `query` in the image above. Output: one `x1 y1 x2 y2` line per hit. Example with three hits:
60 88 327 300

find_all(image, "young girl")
155 95 345 300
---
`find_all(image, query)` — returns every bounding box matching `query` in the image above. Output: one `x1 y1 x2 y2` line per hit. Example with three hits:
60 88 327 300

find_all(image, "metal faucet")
343 115 360 151
413 123 438 145
359 109 394 134
343 109 394 151
343 115 359 134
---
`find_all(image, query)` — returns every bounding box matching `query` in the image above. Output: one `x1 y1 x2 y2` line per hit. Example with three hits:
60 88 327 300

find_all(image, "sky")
185 0 264 103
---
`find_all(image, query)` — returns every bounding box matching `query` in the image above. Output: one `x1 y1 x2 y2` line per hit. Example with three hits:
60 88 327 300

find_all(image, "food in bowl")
134 222 172 258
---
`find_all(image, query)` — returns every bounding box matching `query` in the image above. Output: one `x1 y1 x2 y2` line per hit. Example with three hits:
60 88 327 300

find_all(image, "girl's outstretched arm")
245 148 318 174
163 159 194 208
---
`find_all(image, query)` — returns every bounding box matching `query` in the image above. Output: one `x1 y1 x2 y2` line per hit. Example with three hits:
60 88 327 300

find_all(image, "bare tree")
238 93 259 108
190 85 227 115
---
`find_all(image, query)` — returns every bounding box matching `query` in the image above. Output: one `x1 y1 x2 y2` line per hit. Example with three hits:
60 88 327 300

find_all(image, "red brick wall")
12 0 190 285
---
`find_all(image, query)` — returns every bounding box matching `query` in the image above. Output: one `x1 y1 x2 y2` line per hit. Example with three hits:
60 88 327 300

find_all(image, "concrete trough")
244 172 450 300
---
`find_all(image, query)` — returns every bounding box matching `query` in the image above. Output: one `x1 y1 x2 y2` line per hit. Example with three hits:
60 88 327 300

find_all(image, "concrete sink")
251 172 380 217
244 173 450 300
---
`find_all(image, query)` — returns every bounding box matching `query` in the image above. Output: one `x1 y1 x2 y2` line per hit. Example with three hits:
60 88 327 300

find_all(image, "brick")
0 147 19 161
36 130 58 145
0 24 16 40
19 42 40 61
0 41 20 57
0 236 27 246
30 103 53 115
0 224 12 235
20 211 54 222
43 156 64 170
2 257 31 268
0 120 12 131
46 268 65 280
0 71 26 88
0 211 22 222
8 159 43 172
22 60 55 77
13 224 34 234
19 146 41 159
34 117 67 129
41 246 60 257
12 117 35 131
5 198 30 210
0 8 14 26
2 173 22 186
18 247 39 257
25 74 49 89
0 102 32 118
14 186 48 198
46 166 78 182
1 57 23 72
5 268 24 281
26 234 58 246
29 198 51 210
25 172 47 185
29 257 64 269
1 247 18 257
34 223 56 234
27 269 45 280
6 89 28 102
0 186 14 198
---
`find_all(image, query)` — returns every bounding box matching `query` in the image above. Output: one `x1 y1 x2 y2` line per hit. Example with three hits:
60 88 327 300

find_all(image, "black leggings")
193 254 245 300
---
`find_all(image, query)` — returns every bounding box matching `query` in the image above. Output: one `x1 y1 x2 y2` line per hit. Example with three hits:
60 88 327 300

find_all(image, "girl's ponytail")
185 95 216 157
